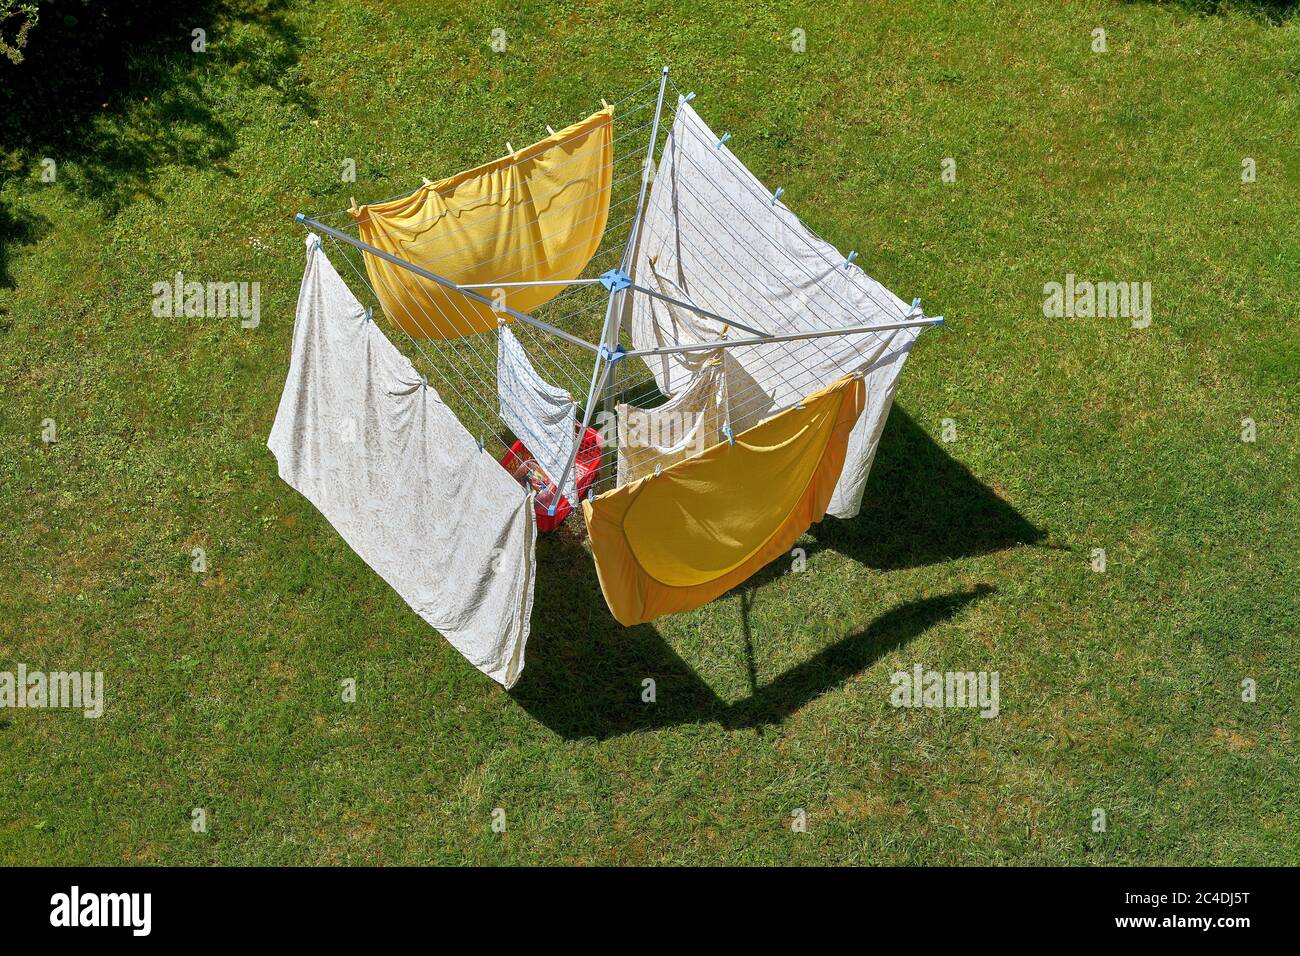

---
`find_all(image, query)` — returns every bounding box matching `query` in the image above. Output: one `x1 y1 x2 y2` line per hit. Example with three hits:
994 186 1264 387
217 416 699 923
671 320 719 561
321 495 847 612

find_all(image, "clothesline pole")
619 66 671 283
549 350 613 516
293 213 602 355
622 315 944 359
584 65 671 497
601 66 671 418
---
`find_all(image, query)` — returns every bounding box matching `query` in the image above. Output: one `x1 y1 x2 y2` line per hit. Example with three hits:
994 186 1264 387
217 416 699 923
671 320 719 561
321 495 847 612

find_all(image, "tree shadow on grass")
512 520 995 739
0 1 311 279
1121 0 1297 26
0 201 46 293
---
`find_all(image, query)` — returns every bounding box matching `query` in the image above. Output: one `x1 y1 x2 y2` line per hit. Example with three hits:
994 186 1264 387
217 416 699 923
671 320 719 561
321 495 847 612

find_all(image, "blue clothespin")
477 435 485 453
716 132 731 149
363 307 372 324
680 91 696 104
419 375 428 391
842 251 858 269
722 423 734 446
653 463 662 478
769 187 784 206
546 502 557 517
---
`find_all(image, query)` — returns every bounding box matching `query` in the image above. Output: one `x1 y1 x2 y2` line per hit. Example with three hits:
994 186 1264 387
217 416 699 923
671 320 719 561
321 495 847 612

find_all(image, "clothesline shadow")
511 402 1040 739
807 405 1045 571
512 542 994 739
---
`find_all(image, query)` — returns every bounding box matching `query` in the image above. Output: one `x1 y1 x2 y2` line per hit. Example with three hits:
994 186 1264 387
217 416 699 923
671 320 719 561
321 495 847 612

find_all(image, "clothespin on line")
348 196 359 214
715 132 731 150
601 98 610 110
546 125 556 136
505 141 514 155
842 250 858 269
422 177 434 188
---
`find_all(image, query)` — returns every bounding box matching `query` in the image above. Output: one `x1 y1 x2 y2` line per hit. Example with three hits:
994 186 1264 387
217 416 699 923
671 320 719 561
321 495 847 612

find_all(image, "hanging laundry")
631 101 922 518
616 357 728 485
269 236 537 688
497 326 579 507
350 107 613 340
584 374 867 626
630 259 731 398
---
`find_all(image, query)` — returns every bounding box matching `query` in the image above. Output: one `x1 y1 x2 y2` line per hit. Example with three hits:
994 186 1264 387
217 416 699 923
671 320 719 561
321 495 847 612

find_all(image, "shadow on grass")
0 201 46 293
514 402 1035 739
808 406 1045 571
0 1 311 284
514 564 994 739
1122 0 1297 26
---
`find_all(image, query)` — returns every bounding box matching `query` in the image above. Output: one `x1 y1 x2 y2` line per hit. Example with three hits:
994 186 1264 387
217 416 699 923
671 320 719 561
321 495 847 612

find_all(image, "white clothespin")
546 125 556 136
505 141 514 155
601 98 610 110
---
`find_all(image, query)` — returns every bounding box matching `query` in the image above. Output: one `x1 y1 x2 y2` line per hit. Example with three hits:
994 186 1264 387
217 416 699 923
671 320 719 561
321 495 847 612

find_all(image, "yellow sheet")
583 375 866 625
349 107 613 339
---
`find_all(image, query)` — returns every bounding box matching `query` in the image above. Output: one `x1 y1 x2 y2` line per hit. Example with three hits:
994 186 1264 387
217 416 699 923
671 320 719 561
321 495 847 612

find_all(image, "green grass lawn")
0 0 1296 865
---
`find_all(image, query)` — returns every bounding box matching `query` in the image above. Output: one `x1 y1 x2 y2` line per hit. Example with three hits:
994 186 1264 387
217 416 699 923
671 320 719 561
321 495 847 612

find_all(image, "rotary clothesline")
298 76 938 512
275 65 947 685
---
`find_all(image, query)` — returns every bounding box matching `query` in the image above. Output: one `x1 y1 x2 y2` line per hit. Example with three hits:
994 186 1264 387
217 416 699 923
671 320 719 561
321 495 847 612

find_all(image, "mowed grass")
0 0 1296 865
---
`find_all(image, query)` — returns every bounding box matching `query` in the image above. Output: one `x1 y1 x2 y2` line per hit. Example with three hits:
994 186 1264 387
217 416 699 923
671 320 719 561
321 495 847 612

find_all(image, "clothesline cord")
309 93 658 224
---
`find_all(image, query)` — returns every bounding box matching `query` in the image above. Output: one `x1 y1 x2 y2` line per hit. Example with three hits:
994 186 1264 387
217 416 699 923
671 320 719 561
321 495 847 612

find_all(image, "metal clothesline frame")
293 65 943 514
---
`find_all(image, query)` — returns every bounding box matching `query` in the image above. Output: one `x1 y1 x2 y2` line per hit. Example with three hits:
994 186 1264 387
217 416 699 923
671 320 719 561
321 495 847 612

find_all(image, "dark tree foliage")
0 1 225 152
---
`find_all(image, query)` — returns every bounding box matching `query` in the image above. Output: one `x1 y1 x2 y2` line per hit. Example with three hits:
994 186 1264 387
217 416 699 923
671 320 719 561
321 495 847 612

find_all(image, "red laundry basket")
500 426 603 532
